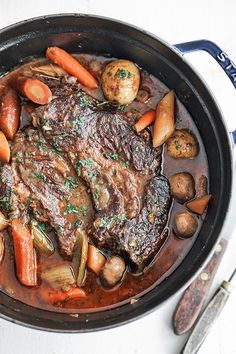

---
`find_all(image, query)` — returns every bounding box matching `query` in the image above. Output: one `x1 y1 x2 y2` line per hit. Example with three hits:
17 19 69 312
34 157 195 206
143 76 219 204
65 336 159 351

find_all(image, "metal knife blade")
181 267 236 354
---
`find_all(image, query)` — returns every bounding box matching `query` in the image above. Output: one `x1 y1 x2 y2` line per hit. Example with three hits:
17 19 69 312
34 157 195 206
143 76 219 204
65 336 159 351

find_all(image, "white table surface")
0 1 236 353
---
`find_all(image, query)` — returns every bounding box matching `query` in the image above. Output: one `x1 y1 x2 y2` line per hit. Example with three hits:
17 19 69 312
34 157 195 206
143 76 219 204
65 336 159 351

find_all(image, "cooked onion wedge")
0 233 4 264
31 220 54 256
30 64 67 78
41 264 75 291
75 228 88 286
0 211 8 231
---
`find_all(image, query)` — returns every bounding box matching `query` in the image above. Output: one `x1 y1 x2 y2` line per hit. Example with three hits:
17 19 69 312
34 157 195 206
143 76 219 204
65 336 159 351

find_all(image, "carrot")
134 110 155 133
43 287 86 303
186 195 211 215
46 47 98 89
0 131 10 163
17 76 52 105
87 244 106 275
0 87 21 140
153 90 175 147
11 219 37 286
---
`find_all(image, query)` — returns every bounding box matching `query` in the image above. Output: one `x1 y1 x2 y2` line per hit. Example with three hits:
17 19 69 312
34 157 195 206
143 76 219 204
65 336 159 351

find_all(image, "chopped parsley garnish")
81 205 88 217
32 137 47 151
35 210 43 216
74 219 82 228
87 170 98 180
37 221 50 233
76 158 93 168
121 161 129 168
113 214 119 222
176 115 182 124
79 96 89 106
55 225 63 234
100 216 110 229
76 159 93 175
116 105 126 112
116 69 132 79
64 202 80 215
121 214 127 222
53 139 62 151
105 152 119 160
93 185 100 201
74 116 85 127
0 195 12 210
174 140 182 150
32 172 46 181
64 177 78 190
64 202 87 217
142 221 149 229
42 120 50 130
26 198 32 207
15 152 23 162
113 214 127 222
36 138 47 151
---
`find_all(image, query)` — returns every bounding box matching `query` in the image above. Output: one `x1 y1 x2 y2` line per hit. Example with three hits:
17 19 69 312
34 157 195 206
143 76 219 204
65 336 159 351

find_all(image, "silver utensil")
182 267 236 354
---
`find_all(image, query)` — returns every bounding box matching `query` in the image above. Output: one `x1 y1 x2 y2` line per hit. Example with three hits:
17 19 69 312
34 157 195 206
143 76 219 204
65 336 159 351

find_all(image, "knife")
181 266 236 354
173 238 228 335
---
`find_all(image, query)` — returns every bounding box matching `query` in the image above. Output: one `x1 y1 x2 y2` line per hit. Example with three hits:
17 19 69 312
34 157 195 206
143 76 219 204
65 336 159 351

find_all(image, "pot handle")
174 40 236 89
174 40 236 144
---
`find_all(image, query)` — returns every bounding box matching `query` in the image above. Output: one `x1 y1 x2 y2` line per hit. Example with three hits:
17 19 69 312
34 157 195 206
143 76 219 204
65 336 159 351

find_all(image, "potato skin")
167 129 198 159
174 212 198 238
101 59 140 105
169 172 195 202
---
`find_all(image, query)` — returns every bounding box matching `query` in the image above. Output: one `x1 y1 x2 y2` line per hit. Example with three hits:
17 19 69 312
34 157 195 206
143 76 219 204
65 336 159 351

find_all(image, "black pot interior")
0 14 232 332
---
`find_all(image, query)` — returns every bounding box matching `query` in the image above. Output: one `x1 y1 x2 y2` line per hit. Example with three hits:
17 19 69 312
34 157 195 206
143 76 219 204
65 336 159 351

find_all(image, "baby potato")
101 59 140 105
174 211 198 238
169 172 195 202
167 129 198 159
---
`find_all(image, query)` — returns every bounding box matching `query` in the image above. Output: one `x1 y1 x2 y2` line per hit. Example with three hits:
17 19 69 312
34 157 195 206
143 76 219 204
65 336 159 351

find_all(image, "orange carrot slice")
134 110 155 133
17 76 52 105
0 131 10 163
46 47 98 89
87 244 106 275
186 195 211 215
0 87 21 140
11 219 37 286
153 90 175 147
44 287 86 303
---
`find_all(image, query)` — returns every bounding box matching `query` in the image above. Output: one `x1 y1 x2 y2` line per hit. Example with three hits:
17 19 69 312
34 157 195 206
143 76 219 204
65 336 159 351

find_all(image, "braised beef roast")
0 86 171 272
32 88 171 271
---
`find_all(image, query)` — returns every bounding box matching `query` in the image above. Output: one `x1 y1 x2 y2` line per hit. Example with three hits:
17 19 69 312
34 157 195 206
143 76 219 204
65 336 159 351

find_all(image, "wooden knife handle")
173 239 228 335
